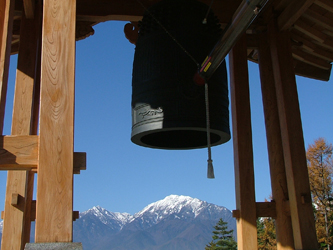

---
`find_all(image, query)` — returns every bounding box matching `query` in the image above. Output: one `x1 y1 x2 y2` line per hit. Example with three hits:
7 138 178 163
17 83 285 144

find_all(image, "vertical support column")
1 4 40 250
0 0 14 131
268 17 318 249
229 35 257 249
35 0 76 243
258 32 294 249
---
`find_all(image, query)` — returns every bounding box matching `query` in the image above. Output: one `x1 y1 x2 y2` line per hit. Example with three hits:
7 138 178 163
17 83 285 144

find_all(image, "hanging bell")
131 0 230 149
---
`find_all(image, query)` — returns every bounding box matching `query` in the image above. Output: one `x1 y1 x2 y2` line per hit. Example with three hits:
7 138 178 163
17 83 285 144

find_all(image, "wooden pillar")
0 0 14 132
1 3 40 250
268 17 318 249
229 35 257 249
258 32 294 249
35 0 76 242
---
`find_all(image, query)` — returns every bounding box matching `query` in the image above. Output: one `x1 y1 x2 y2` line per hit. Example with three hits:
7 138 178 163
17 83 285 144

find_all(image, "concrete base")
24 243 83 250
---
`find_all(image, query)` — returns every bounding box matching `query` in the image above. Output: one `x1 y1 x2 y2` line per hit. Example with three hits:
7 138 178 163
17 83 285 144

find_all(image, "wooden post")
0 0 14 132
229 34 257 249
35 0 76 242
1 4 40 249
258 31 294 249
268 17 318 249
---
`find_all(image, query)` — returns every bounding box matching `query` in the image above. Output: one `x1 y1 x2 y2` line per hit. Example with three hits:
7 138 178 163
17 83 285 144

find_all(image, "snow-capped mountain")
73 195 236 250
0 219 3 233
81 205 132 230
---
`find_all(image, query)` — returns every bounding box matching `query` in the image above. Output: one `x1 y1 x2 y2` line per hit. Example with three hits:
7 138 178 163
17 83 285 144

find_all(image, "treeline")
206 137 333 249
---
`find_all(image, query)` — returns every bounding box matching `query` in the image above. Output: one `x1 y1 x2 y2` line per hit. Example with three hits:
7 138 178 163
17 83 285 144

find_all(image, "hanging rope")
202 0 215 24
205 82 214 178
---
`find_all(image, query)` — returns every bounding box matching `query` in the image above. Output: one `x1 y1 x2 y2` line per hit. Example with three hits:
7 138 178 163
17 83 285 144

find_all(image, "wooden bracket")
29 200 79 222
73 152 87 174
0 135 86 173
0 135 38 170
1 211 4 219
232 209 240 218
256 201 277 218
11 193 25 211
73 211 80 221
234 201 278 219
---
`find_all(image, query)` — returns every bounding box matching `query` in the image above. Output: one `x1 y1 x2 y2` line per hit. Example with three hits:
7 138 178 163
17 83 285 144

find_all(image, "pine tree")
257 217 276 250
205 218 237 250
307 138 333 249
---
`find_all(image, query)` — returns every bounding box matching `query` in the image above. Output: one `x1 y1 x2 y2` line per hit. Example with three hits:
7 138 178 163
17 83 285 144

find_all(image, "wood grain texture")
229 34 257 250
0 135 38 170
0 0 14 132
278 0 315 31
258 31 295 250
268 17 318 249
35 0 76 243
1 7 40 248
23 0 34 19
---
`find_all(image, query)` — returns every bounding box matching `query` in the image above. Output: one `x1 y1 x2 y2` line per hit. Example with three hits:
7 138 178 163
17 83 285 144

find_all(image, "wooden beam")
23 0 34 19
30 201 79 222
314 0 333 13
35 0 76 243
1 7 40 249
229 34 257 250
268 17 318 249
0 135 38 170
0 0 14 132
256 202 277 218
291 33 333 61
75 0 241 24
294 19 327 43
0 136 85 171
294 59 331 81
292 48 331 70
303 8 333 33
278 0 315 31
258 31 295 249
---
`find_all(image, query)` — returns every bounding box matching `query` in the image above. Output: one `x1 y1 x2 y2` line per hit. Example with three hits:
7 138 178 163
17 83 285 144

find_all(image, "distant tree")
205 218 237 250
307 138 333 249
257 217 276 250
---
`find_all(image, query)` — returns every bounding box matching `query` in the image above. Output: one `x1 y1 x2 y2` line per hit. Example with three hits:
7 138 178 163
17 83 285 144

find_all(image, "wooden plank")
294 59 331 81
292 48 331 70
23 0 34 19
0 137 85 171
35 0 76 243
0 135 38 170
1 6 40 249
291 33 333 61
268 17 318 249
294 19 327 43
0 0 14 132
229 34 257 250
303 8 333 32
22 171 34 246
278 0 315 31
258 31 295 249
315 0 333 13
75 0 240 24
256 202 277 218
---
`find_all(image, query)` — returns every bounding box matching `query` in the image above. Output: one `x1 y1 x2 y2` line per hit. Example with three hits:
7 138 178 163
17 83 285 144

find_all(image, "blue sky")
0 21 332 216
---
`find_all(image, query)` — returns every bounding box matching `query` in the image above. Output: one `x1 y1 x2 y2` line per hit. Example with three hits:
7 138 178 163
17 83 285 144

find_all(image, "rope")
202 0 215 24
205 82 214 179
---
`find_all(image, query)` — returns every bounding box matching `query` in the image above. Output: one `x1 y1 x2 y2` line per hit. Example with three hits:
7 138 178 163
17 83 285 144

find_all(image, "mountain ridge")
74 194 236 250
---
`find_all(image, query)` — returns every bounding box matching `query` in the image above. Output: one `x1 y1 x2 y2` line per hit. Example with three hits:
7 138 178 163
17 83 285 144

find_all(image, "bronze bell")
131 0 230 149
